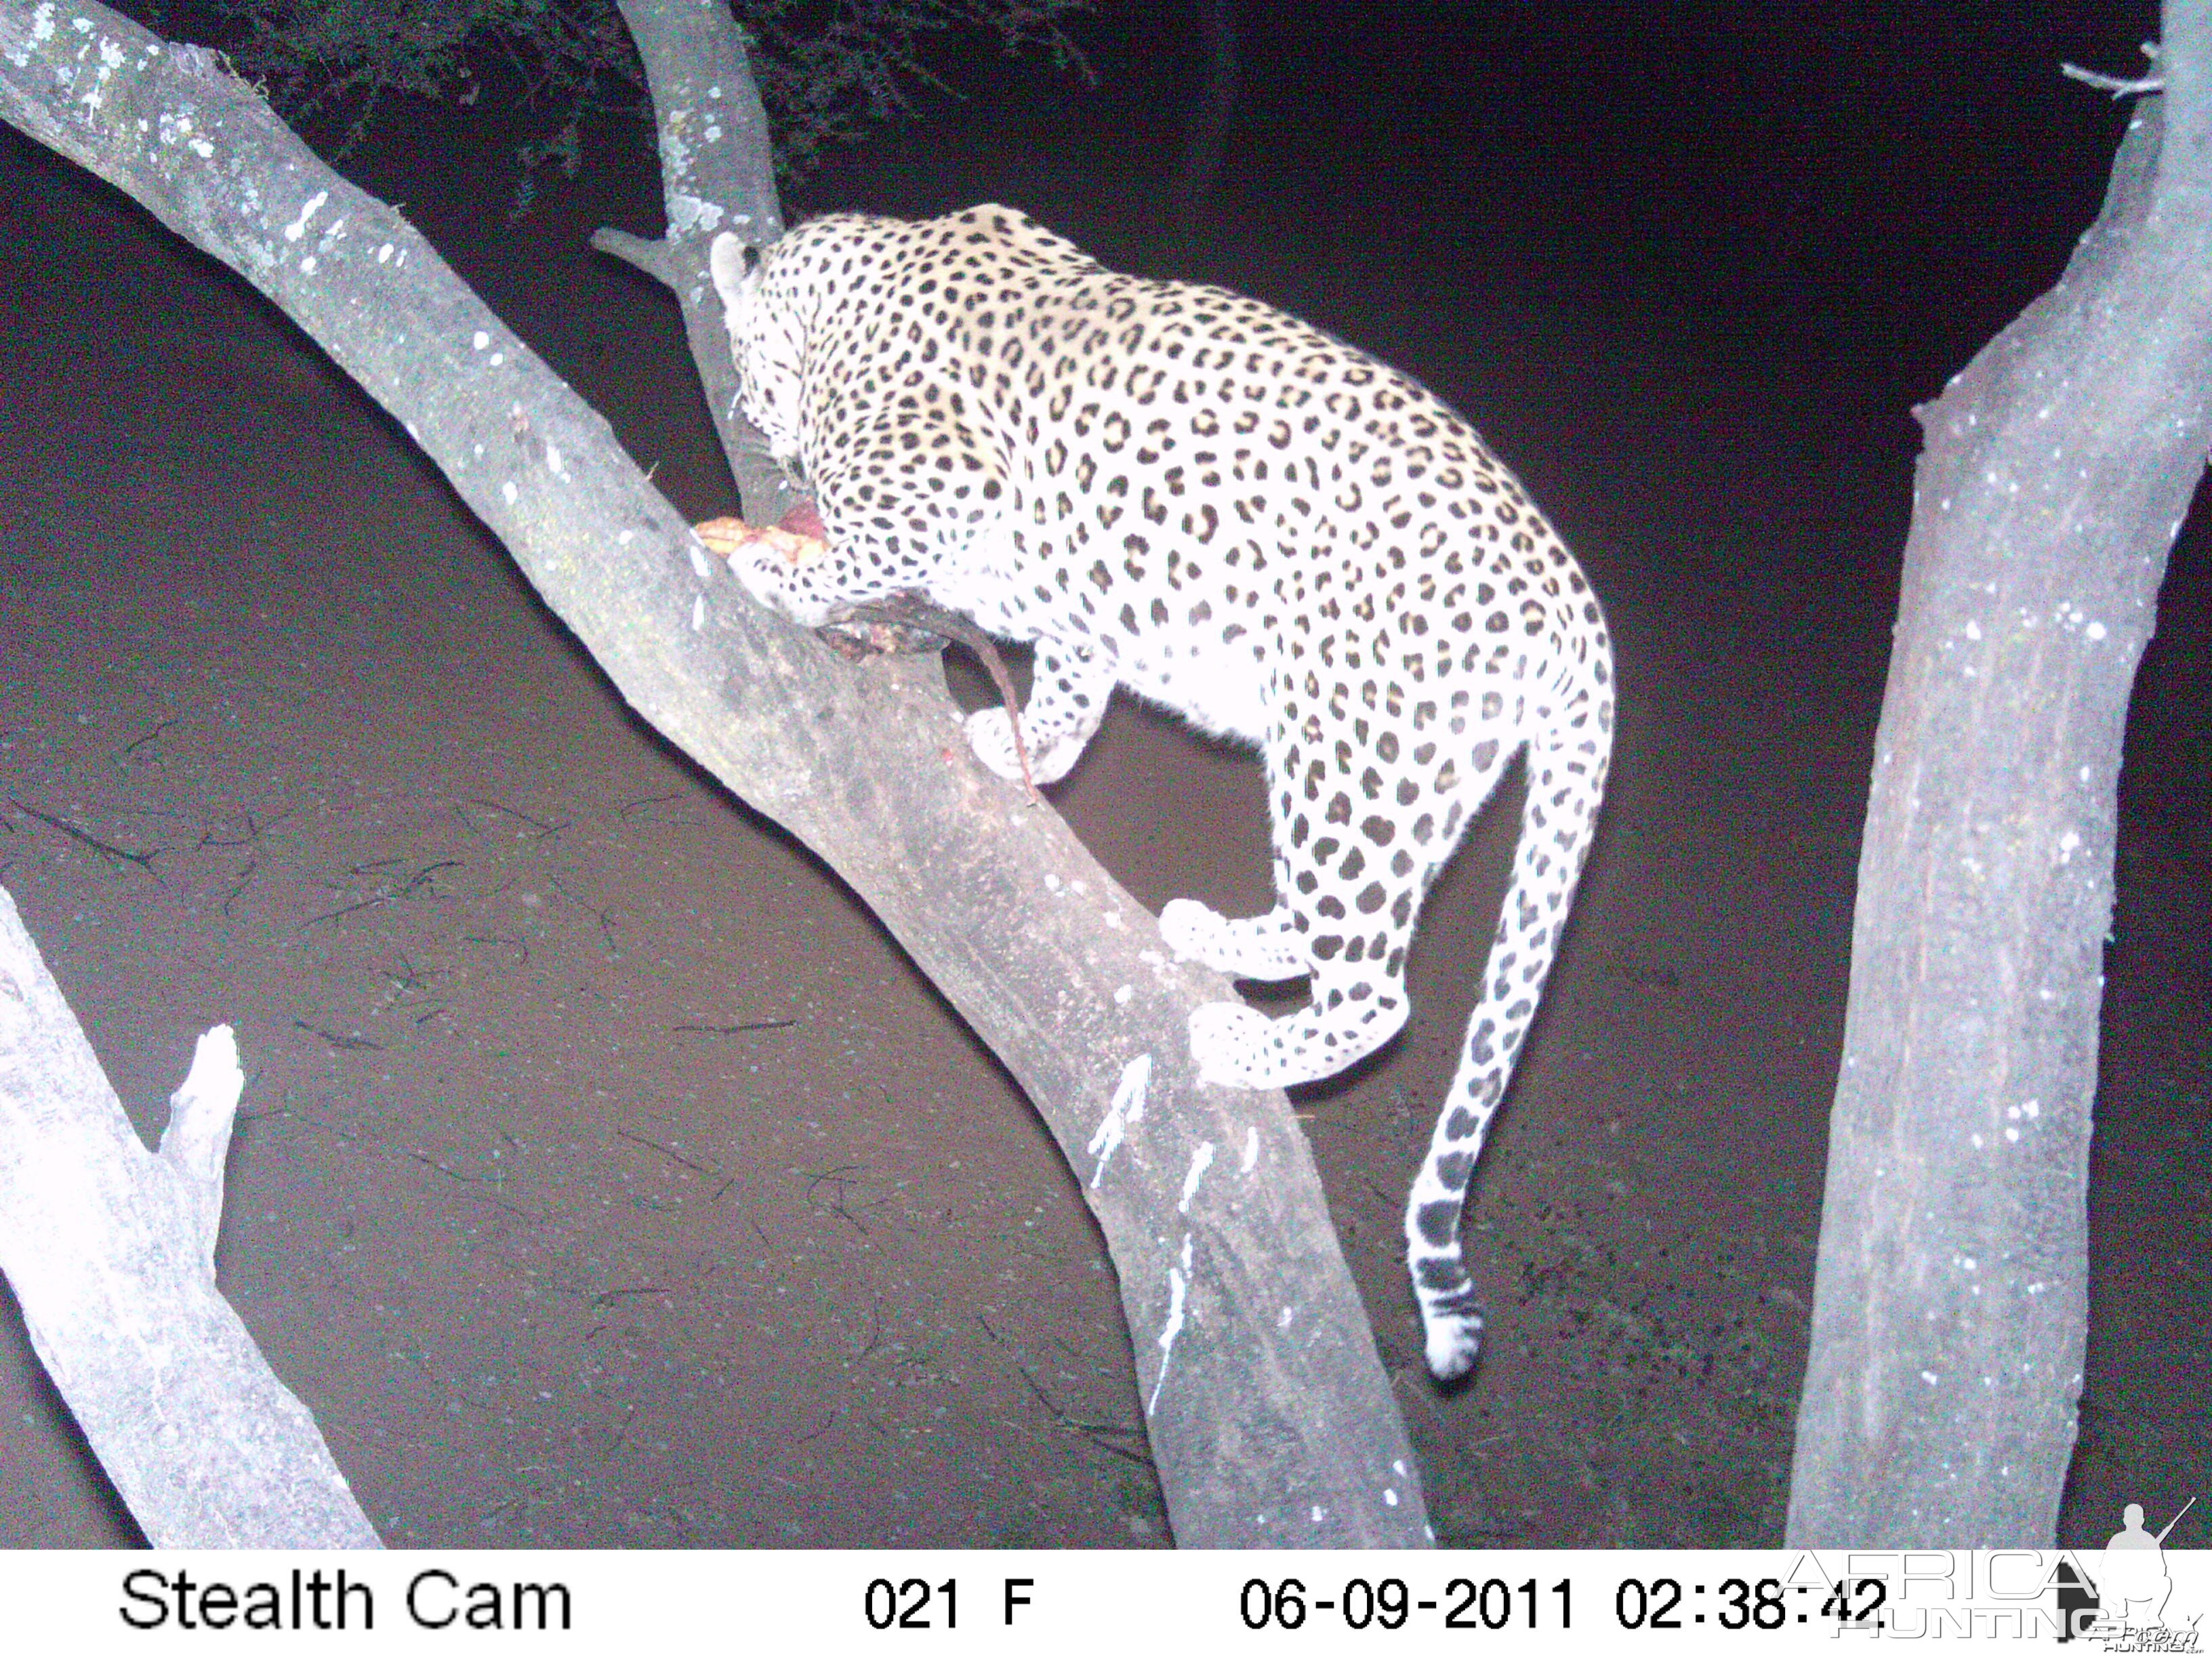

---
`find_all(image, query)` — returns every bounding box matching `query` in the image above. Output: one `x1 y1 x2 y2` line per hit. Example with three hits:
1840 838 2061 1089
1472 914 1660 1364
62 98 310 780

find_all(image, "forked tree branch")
0 0 1429 1545
0 888 378 1547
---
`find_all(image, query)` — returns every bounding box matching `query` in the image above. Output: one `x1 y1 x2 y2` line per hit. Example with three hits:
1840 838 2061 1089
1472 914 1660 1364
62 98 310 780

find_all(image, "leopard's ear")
708 231 758 310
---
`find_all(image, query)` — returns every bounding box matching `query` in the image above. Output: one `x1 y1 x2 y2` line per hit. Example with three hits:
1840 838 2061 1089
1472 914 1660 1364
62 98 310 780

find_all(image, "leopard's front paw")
693 514 834 626
1159 897 1228 964
964 708 1080 785
1161 899 1307 980
1187 1000 1282 1088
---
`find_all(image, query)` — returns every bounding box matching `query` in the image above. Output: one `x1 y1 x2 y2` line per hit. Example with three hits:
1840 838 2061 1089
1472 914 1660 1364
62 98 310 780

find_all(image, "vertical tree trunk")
1158 0 1239 264
1788 11 2212 1545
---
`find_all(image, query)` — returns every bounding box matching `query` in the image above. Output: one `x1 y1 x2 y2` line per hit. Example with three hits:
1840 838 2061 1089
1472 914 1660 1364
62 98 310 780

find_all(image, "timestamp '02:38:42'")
1614 1576 1891 1631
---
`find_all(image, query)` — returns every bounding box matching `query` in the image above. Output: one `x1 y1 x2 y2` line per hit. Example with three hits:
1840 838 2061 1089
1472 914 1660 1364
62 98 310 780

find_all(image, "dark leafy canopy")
197 0 1090 207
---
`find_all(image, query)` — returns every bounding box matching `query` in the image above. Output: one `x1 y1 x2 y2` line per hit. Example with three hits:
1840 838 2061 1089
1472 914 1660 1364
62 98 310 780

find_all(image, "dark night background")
0 0 2204 1547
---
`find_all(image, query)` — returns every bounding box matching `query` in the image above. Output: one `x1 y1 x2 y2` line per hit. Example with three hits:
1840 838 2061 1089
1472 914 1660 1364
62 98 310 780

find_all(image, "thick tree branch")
0 888 377 1547
0 0 1430 1545
589 0 796 528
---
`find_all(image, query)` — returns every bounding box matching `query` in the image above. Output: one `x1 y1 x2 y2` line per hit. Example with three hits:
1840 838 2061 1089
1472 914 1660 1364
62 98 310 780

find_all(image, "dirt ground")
1 49 2205 1550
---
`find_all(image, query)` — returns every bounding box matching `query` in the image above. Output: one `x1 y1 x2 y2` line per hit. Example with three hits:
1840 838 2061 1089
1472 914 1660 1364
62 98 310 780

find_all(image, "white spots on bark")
501 480 518 507
686 541 713 582
1241 1125 1259 1172
691 594 705 632
1113 983 1132 1005
659 112 693 180
1177 1141 1214 1214
155 110 212 159
2054 599 2106 639
68 24 124 118
669 194 722 234
1086 1052 1151 1187
5 5 58 70
1146 1232 1193 1416
2057 828 2083 864
282 189 327 244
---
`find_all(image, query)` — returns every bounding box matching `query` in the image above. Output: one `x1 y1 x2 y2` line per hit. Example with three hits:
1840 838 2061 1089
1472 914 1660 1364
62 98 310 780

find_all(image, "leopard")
708 205 1614 1382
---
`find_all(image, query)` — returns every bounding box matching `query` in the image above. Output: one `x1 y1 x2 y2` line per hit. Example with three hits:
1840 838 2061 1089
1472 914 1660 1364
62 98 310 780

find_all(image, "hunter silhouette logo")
2057 1496 2202 1646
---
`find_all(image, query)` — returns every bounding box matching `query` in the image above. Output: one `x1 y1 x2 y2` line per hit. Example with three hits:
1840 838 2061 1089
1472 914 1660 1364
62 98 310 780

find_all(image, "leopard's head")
709 230 807 468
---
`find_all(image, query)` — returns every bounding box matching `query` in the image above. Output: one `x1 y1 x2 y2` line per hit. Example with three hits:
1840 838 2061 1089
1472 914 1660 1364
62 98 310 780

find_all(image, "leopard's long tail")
1405 653 1614 1381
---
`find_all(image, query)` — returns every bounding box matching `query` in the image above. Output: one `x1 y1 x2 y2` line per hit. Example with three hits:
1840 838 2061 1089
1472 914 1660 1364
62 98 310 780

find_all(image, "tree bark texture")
1788 24 2212 1546
590 0 800 531
1159 0 1239 264
0 1 1432 1546
0 887 380 1547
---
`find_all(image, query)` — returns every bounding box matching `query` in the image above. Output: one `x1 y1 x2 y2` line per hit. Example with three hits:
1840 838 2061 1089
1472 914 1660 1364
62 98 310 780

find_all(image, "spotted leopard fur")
709 205 1614 1381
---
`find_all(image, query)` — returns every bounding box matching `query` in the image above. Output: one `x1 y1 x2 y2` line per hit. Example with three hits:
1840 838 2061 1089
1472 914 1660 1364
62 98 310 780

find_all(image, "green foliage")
202 0 1090 211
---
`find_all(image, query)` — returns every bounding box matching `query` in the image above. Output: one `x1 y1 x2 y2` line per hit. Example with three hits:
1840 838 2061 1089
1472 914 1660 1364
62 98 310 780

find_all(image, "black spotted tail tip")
1422 1306 1486 1383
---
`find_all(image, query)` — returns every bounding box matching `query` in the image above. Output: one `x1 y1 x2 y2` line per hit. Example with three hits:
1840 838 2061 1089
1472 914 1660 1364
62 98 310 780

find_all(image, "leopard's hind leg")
1173 705 1520 1089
